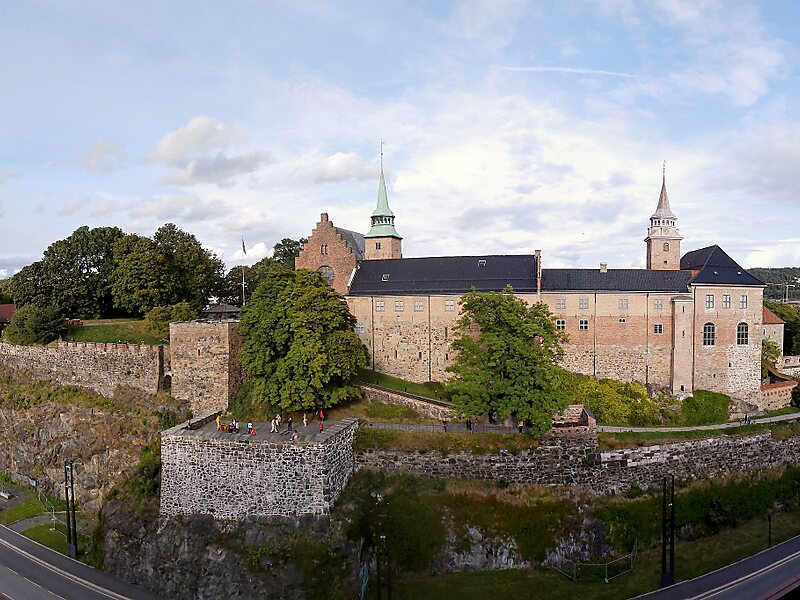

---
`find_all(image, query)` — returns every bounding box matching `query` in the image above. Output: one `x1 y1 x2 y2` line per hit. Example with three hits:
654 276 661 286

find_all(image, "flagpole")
241 239 247 307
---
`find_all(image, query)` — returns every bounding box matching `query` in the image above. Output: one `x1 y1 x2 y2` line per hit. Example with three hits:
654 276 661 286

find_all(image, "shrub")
681 390 730 425
2 304 65 345
143 301 197 340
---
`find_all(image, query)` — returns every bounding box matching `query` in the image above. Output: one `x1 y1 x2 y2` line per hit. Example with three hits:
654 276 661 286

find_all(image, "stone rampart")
358 383 456 420
356 429 800 495
0 341 165 398
160 417 358 520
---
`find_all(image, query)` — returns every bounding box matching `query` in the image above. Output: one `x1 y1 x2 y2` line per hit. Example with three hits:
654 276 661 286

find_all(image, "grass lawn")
358 368 447 401
354 427 541 454
378 510 800 599
64 319 163 346
22 522 92 560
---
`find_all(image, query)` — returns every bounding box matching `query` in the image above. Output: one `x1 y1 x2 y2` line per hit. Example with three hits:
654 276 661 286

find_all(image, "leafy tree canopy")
10 226 125 318
2 304 66 345
218 237 307 306
445 286 569 435
111 224 224 315
143 301 198 341
0 279 12 304
239 267 368 411
765 300 800 356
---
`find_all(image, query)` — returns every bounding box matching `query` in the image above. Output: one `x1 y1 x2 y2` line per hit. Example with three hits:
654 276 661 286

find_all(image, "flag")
242 239 246 255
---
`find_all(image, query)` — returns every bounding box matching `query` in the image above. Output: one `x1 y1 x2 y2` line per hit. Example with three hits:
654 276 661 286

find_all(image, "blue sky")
1 0 800 279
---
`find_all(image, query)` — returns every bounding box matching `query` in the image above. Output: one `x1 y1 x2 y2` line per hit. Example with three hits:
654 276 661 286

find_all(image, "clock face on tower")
318 266 335 285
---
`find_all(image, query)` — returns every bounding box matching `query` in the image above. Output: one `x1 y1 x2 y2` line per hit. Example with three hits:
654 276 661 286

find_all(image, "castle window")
653 324 663 334
737 322 749 345
705 294 715 309
444 300 455 311
419 352 422 360
654 299 663 310
579 298 588 310
556 319 566 331
375 300 385 312
739 294 748 309
375 242 382 250
579 319 589 330
722 294 731 309
444 327 448 340
556 298 566 310
618 298 628 310
414 300 424 311
355 323 365 334
703 322 716 346
619 317 626 323
395 300 404 312
320 244 328 255
381 274 390 282
663 242 670 252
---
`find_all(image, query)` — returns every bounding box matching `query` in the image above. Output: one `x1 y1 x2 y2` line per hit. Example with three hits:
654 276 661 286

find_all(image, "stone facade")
782 356 800 377
0 340 166 398
356 429 800 495
296 213 360 294
160 416 357 520
170 320 244 415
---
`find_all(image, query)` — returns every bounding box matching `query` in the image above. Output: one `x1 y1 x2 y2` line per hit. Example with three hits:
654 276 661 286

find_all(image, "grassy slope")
64 319 162 345
358 368 446 400
381 510 800 600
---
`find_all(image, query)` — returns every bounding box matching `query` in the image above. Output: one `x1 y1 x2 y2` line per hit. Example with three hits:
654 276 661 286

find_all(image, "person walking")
286 415 293 433
270 418 277 433
517 419 524 434
303 413 308 428
215 414 221 431
319 419 324 433
247 421 254 435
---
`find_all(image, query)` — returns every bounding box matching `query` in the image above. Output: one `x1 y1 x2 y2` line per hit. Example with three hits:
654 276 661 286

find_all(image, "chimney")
600 262 608 273
320 213 329 223
535 249 542 298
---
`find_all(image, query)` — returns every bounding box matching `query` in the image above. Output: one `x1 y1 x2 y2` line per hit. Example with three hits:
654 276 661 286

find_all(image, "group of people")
214 409 329 439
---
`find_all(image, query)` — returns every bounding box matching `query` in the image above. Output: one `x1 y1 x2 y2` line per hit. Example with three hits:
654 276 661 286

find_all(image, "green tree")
0 278 13 304
445 286 569 434
765 300 800 356
239 267 368 411
272 237 307 268
762 338 783 379
10 261 52 308
111 224 224 315
2 304 65 345
143 301 198 340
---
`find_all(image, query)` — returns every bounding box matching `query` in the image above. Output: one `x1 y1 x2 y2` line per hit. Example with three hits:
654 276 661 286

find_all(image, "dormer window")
478 259 486 267
381 274 390 282
663 242 669 252
375 242 382 250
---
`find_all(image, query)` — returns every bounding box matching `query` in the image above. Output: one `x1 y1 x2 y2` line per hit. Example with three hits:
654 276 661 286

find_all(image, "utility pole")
670 474 675 581
63 463 72 552
661 475 675 586
69 463 78 559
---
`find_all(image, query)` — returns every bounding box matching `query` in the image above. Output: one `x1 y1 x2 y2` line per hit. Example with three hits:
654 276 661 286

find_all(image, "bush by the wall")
682 390 730 425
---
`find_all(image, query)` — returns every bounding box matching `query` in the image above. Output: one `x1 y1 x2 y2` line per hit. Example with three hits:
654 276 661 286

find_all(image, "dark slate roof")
541 269 692 292
335 227 365 260
348 255 537 295
680 245 764 287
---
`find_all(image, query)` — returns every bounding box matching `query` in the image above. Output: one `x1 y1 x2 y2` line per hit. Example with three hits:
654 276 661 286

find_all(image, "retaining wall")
160 417 358 520
0 341 165 398
358 383 456 420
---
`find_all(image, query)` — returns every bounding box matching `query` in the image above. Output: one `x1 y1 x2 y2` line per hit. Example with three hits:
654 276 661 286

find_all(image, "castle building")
297 165 768 405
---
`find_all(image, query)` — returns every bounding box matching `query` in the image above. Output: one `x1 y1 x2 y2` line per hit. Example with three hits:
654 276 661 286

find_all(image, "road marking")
0 536 132 600
689 549 800 599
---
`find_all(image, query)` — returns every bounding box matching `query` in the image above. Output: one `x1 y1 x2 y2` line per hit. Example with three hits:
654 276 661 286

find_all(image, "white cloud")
312 152 374 183
79 139 125 173
232 241 270 262
0 170 21 185
151 115 241 165
163 152 269 186
128 194 230 223
57 195 89 216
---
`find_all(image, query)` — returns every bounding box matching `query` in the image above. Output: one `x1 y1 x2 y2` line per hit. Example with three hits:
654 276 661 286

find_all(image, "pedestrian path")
599 411 800 433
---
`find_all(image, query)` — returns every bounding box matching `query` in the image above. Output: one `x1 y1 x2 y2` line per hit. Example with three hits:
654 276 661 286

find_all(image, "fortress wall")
160 418 357 520
0 341 164 398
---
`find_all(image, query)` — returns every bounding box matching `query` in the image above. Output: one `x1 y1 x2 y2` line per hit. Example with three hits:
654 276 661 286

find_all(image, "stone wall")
356 429 800 495
0 341 165 398
358 383 456 420
160 417 358 520
296 213 359 294
170 320 244 415
781 356 800 377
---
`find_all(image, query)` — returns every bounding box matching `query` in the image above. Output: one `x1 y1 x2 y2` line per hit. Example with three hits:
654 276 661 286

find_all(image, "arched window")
663 242 670 252
703 323 715 346
736 322 748 345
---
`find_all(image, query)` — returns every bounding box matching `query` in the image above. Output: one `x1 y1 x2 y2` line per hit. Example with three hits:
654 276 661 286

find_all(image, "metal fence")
37 485 68 540
554 539 637 583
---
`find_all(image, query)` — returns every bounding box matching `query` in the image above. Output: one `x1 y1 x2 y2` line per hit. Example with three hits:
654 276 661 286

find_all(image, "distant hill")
748 267 800 300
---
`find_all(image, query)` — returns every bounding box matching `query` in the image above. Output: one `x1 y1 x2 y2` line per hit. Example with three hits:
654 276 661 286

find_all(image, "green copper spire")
365 162 402 239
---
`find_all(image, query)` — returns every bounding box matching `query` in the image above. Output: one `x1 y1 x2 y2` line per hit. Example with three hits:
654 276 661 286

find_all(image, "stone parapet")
0 341 165 398
357 383 456 420
160 418 358 520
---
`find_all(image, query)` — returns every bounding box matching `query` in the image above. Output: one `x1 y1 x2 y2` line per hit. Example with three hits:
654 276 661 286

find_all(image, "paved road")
0 524 158 600
633 534 800 599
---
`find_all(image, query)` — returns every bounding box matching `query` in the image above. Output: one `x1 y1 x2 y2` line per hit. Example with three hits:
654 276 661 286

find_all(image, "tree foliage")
111 224 224 315
765 300 800 356
9 226 125 318
143 301 198 340
2 304 66 345
762 338 782 379
0 279 12 304
444 287 569 434
239 267 368 411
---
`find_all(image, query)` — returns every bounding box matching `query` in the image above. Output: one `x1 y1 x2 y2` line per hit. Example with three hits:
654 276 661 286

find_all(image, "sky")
2 0 800 280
